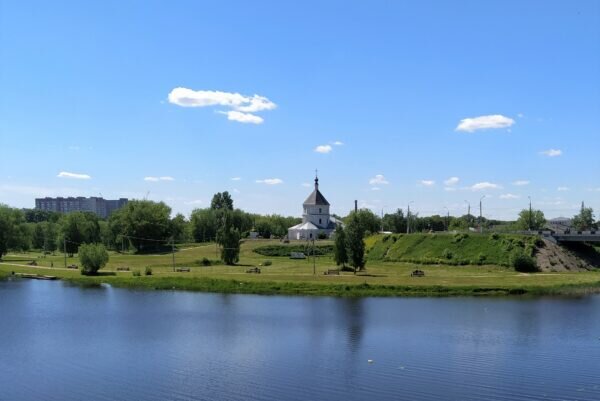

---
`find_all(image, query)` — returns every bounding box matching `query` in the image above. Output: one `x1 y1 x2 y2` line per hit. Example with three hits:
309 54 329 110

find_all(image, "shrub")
144 266 152 276
442 248 453 259
511 251 538 272
132 270 141 277
489 233 500 240
318 232 328 240
478 253 487 263
263 260 272 266
200 257 212 266
78 243 109 276
534 237 545 248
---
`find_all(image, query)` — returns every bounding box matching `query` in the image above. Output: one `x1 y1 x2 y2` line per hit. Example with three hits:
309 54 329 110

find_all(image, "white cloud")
256 178 283 185
224 110 263 124
557 186 570 191
314 144 333 154
57 171 91 180
231 177 242 181
540 149 562 157
455 114 515 133
332 141 344 146
420 180 435 186
144 176 174 182
513 180 530 186
444 177 459 186
369 174 389 185
184 200 203 205
471 182 502 191
168 87 276 123
500 193 520 199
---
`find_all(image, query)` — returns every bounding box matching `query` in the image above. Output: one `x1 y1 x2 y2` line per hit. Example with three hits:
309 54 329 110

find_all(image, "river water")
1 279 599 401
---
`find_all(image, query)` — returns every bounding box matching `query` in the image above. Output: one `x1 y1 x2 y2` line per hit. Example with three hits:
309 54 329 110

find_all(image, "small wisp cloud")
471 182 502 191
168 87 276 124
256 178 283 185
314 145 333 154
456 114 515 133
369 174 389 185
57 171 91 180
144 176 175 182
540 149 562 157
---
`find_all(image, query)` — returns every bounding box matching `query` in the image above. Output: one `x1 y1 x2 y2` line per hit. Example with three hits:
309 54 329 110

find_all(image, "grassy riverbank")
1 237 599 297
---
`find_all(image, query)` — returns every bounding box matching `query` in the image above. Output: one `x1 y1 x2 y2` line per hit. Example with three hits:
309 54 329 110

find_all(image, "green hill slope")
366 233 540 266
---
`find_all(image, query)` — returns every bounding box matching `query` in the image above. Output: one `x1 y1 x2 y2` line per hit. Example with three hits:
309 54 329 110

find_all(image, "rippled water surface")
1 279 600 401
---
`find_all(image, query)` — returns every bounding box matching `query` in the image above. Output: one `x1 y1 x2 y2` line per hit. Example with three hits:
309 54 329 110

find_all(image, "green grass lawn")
1 238 599 297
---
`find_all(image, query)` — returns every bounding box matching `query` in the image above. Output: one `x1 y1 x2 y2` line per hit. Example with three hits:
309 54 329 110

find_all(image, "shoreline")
2 266 600 298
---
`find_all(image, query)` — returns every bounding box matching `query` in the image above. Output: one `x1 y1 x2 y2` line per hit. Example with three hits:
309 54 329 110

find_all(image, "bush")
132 270 141 277
144 266 152 276
489 233 500 240
442 248 453 259
317 232 328 240
511 251 538 272
200 257 212 266
478 253 487 263
78 243 109 276
254 244 334 257
263 260 272 266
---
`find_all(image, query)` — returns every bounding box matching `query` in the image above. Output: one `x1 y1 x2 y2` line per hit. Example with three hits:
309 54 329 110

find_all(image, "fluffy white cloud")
420 180 435 186
471 182 502 191
57 171 91 180
314 145 333 154
557 186 570 191
444 177 459 186
256 178 283 185
500 193 520 199
513 180 530 186
369 174 389 185
333 141 344 146
144 176 174 182
231 177 242 181
456 114 515 133
168 87 276 123
540 149 562 157
224 110 263 124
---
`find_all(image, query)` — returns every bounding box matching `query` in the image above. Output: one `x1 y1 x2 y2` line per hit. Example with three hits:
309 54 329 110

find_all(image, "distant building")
288 175 341 240
548 217 572 232
35 197 128 219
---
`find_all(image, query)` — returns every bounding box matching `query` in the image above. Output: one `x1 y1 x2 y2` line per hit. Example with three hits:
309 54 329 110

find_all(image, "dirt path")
535 239 594 272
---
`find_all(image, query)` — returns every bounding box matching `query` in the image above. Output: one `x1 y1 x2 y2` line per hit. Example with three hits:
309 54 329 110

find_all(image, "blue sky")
1 0 599 220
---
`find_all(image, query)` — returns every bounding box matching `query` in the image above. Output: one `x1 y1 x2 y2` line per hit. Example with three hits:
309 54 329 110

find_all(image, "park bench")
324 269 340 275
411 269 425 277
246 267 261 274
290 252 306 259
67 264 78 269
176 267 191 272
116 267 130 271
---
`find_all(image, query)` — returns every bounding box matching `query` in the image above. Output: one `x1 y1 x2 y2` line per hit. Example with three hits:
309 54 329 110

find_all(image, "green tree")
216 212 241 265
345 209 381 235
78 243 109 275
58 212 101 255
211 191 234 211
0 205 30 258
110 200 172 251
333 225 348 268
382 209 406 233
345 215 366 273
516 209 546 231
170 213 189 243
572 203 595 231
190 208 218 242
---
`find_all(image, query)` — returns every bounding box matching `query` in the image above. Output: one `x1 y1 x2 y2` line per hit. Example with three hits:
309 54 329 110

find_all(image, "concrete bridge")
539 231 600 243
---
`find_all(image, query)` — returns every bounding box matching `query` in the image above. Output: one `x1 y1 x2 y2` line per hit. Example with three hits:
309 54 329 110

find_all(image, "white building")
288 175 340 240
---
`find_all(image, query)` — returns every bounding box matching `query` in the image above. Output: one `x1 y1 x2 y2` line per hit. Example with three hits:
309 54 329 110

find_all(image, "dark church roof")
303 177 330 206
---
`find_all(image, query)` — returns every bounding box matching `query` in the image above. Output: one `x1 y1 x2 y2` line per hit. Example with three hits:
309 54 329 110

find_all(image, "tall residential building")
35 197 128 219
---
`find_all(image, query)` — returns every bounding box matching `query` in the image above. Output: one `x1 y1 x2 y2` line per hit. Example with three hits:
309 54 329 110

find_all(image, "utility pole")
479 195 486 234
64 237 67 269
444 207 449 231
407 201 414 234
312 238 316 275
172 237 175 272
528 196 532 231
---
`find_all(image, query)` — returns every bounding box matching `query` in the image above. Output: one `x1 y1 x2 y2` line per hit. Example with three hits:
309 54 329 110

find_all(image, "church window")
319 218 322 224
319 208 322 213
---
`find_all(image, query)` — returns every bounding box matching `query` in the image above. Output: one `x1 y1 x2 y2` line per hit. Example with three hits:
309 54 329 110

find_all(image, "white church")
288 175 341 240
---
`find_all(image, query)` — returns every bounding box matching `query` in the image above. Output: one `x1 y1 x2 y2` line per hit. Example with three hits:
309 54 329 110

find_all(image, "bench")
116 267 130 271
324 269 340 275
290 252 306 259
67 264 78 269
246 267 261 274
411 269 425 277
176 267 191 272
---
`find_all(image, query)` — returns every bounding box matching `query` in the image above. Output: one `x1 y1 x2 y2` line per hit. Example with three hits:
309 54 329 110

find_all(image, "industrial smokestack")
354 200 358 213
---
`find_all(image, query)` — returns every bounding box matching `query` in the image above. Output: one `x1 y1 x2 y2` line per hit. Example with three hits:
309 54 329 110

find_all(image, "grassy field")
1 237 599 297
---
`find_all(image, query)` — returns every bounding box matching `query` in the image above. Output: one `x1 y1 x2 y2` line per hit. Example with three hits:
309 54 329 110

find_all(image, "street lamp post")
528 196 532 231
444 207 449 231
